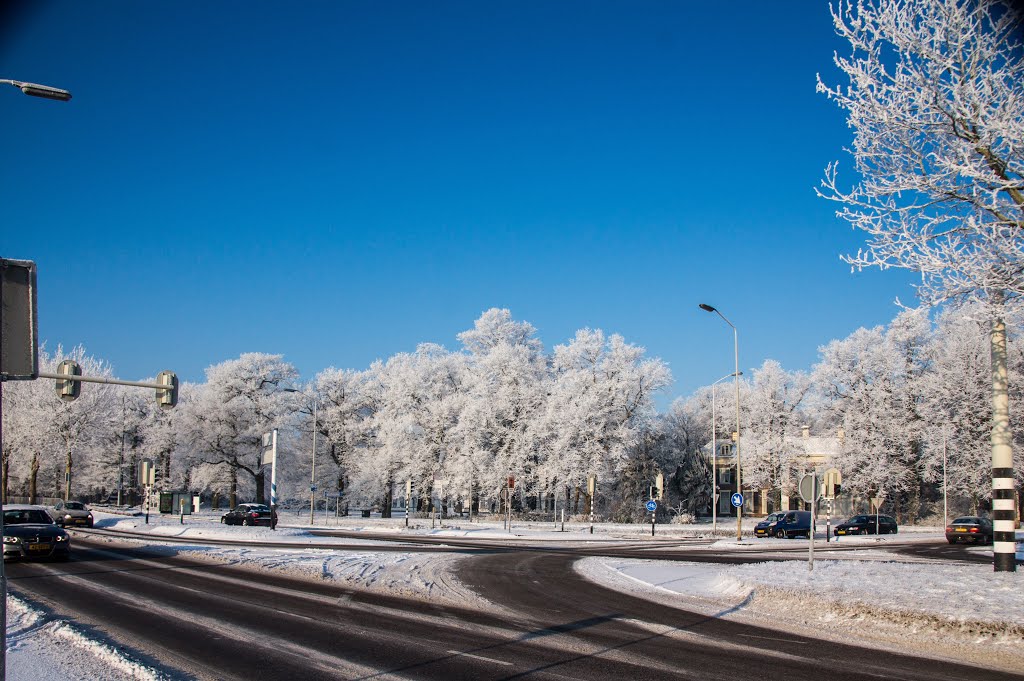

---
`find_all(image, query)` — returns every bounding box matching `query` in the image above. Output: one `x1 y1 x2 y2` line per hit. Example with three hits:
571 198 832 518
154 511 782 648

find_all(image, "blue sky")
1 1 917 403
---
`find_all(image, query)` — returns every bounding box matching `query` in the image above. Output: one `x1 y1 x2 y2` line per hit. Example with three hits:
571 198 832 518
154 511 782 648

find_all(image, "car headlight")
64 514 73 520
55 534 69 542
3 536 21 544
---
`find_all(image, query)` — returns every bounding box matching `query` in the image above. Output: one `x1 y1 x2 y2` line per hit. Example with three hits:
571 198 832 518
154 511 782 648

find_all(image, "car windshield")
849 516 870 524
65 502 86 510
4 510 54 525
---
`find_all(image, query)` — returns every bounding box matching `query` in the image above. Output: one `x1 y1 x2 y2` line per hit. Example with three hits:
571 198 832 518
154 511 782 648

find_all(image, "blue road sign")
645 500 657 512
730 493 744 508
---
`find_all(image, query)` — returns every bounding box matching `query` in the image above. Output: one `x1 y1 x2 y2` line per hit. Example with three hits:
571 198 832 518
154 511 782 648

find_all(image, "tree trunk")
64 442 73 502
2 449 9 503
229 466 238 508
29 453 39 504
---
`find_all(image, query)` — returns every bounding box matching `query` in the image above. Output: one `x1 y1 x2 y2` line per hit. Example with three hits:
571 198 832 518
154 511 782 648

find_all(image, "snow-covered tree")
36 346 117 500
457 310 548 509
817 0 1024 566
742 360 810 500
535 329 671 518
182 353 298 508
812 310 931 518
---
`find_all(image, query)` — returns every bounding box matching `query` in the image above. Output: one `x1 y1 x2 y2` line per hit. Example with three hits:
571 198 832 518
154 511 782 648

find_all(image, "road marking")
446 650 514 666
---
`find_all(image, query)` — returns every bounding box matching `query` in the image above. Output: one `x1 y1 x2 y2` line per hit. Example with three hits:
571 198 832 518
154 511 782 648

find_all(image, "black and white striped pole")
991 317 1017 572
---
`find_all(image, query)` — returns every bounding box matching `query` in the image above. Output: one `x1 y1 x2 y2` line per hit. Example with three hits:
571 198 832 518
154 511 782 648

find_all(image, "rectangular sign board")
0 258 38 380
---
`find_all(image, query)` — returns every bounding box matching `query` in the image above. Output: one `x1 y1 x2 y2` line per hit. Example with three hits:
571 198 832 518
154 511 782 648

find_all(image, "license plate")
956 528 967 532
28 543 49 551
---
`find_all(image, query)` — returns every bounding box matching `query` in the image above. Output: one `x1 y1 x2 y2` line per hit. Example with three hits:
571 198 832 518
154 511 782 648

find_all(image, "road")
5 532 1016 681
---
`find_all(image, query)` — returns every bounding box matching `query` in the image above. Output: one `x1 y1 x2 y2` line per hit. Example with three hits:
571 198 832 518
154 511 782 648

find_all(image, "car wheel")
775 529 787 539
242 518 251 526
947 538 957 544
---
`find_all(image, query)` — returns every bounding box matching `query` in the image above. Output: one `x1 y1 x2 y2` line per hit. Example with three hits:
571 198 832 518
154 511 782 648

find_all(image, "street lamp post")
1 76 71 681
711 371 742 535
310 399 318 525
700 304 743 542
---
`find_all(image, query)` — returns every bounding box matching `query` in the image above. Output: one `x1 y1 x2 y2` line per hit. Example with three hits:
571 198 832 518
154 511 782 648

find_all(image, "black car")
221 503 276 527
835 514 898 535
945 516 993 544
3 505 71 561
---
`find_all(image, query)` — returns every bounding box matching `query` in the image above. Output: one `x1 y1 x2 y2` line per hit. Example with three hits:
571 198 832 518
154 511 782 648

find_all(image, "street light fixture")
710 371 742 535
699 303 744 542
1 79 72 102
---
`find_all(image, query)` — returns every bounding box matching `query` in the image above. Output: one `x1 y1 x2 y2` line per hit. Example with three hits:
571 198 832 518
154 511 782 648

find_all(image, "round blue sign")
645 500 657 512
730 493 744 508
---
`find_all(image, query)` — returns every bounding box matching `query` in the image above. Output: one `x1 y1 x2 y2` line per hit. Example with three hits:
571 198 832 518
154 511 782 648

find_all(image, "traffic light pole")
38 371 174 392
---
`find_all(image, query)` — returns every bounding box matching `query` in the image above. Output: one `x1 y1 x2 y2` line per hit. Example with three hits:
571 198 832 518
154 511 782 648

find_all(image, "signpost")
139 458 155 524
261 429 278 530
799 473 822 571
646 499 657 536
822 468 842 542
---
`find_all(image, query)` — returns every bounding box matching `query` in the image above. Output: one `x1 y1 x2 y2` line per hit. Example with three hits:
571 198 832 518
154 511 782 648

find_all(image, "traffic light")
156 370 178 409
649 486 659 500
55 360 81 401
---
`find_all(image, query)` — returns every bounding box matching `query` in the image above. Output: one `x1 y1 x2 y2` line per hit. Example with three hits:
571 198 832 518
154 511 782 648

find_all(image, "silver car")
52 500 94 528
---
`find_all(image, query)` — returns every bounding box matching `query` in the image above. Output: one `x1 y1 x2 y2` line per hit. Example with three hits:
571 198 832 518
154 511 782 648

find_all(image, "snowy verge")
576 557 1024 673
6 593 169 681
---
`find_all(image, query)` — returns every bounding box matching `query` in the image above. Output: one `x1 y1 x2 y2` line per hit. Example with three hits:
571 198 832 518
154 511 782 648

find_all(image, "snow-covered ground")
6 509 1024 680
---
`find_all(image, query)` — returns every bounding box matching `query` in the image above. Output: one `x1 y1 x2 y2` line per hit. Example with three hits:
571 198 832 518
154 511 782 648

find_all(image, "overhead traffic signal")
55 360 81 401
156 370 178 409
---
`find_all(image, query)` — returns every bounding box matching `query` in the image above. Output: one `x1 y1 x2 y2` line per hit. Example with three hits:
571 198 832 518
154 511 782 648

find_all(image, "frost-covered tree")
36 346 117 500
363 344 467 515
812 310 931 518
182 353 298 507
457 310 548 509
919 304 1005 512
817 0 1024 567
313 365 378 505
536 329 671 518
742 361 810 502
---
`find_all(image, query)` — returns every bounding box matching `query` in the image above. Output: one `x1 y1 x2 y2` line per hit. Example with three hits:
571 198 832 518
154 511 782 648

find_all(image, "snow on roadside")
6 594 168 681
576 556 1024 672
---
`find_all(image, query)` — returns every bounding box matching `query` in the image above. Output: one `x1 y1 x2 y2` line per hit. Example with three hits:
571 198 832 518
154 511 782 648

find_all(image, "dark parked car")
945 516 993 544
835 514 898 536
221 503 276 527
52 500 94 528
754 512 789 538
3 505 71 561
762 510 812 539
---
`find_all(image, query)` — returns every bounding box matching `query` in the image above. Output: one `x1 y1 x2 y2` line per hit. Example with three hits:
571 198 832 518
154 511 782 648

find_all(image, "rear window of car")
952 517 977 524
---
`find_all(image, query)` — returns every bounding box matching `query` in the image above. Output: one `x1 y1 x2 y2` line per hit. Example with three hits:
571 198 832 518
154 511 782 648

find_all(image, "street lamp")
1 79 72 102
699 303 744 542
711 371 742 535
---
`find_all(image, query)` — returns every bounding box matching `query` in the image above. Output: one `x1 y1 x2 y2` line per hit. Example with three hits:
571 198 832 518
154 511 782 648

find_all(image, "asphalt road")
5 533 1016 680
